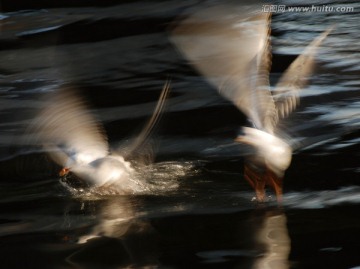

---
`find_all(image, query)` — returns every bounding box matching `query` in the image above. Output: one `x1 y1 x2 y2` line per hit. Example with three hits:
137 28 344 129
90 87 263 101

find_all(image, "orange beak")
243 164 283 203
59 167 70 177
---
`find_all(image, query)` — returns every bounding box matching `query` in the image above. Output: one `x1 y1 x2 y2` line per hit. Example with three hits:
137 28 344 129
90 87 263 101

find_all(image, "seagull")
30 81 170 193
171 3 331 202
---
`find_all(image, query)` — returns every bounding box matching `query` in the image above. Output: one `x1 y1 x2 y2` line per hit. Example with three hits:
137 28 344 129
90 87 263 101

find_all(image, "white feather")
171 3 331 177
30 82 170 191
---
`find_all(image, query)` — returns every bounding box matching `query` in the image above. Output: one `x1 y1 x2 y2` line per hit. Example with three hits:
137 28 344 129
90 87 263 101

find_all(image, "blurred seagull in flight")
30 82 170 193
171 3 331 202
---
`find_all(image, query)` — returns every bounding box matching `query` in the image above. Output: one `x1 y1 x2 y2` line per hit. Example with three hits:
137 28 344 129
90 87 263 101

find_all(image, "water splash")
60 160 198 198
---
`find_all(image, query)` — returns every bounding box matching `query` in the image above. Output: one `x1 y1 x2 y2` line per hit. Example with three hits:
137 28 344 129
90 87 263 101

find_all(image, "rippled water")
0 1 359 269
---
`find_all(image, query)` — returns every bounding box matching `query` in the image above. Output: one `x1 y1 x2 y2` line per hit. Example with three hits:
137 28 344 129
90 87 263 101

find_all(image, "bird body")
70 155 133 187
31 82 170 193
236 127 292 178
171 3 331 201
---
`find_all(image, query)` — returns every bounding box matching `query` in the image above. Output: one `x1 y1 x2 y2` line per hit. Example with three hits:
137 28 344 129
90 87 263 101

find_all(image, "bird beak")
59 167 70 177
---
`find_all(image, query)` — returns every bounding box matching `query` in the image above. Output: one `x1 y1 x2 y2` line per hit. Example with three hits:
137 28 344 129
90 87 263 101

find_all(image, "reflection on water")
67 196 291 269
1 169 360 268
66 196 160 268
251 210 290 269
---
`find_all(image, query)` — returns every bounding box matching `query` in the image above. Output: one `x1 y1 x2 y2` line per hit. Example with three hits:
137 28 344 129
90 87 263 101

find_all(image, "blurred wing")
171 3 276 131
120 80 171 161
273 27 333 120
250 19 278 133
31 87 108 167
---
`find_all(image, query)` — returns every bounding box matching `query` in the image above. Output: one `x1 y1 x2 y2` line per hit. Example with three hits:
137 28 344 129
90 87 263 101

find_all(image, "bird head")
58 166 91 189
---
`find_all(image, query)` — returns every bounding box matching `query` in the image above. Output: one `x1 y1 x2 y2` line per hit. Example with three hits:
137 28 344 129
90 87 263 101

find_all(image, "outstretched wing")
120 80 171 161
171 3 277 132
273 28 333 121
31 87 108 167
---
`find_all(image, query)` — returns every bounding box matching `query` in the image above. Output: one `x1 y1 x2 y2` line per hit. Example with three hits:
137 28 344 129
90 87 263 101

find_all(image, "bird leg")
266 169 283 203
244 164 266 202
243 164 284 203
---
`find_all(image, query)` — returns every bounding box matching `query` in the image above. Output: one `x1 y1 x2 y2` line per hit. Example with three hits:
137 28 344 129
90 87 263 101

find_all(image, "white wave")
284 186 360 209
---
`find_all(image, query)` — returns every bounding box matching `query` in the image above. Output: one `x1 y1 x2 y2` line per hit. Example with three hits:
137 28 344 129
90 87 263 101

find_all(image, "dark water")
0 1 359 268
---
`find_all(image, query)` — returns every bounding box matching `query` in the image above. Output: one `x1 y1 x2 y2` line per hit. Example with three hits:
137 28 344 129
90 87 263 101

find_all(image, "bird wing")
171 3 277 132
120 80 171 161
31 87 108 167
273 28 333 121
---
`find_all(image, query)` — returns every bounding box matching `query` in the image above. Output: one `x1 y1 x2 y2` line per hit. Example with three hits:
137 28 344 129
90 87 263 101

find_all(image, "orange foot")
266 168 283 203
243 164 283 203
244 164 266 202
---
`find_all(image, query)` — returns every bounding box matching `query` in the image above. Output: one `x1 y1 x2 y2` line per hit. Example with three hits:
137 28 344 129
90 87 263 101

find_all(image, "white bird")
171 3 331 202
31 81 170 193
